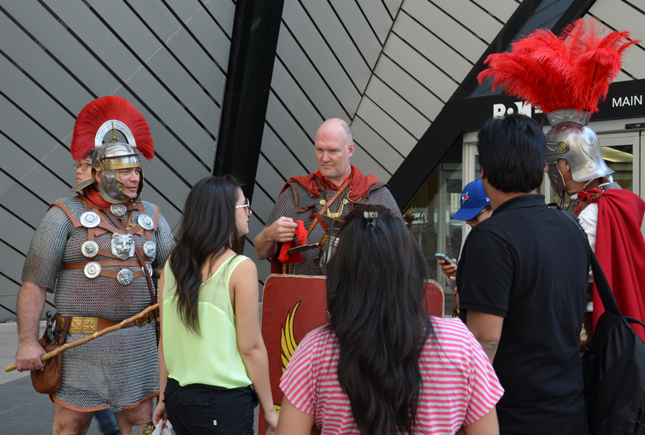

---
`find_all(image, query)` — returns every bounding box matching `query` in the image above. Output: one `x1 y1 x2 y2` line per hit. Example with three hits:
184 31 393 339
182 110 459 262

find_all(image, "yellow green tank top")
162 254 252 388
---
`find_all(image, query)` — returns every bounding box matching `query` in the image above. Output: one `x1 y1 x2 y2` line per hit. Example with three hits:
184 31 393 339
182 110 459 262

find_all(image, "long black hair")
325 204 433 435
169 175 242 335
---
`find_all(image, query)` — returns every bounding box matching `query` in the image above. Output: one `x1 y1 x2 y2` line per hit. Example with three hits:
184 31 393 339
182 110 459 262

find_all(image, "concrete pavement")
0 321 106 434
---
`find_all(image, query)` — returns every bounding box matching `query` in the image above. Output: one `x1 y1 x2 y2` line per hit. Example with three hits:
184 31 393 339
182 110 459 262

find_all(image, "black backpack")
582 252 645 434
558 207 645 434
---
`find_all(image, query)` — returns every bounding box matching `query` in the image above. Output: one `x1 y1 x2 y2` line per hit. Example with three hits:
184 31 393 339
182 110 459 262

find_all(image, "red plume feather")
477 18 639 114
71 96 154 162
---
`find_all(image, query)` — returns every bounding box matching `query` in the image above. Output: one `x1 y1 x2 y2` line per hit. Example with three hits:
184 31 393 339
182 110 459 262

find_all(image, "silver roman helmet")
70 96 155 204
545 110 613 195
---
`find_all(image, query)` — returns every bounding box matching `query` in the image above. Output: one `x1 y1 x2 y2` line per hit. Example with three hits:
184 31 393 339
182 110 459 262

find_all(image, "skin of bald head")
315 118 355 186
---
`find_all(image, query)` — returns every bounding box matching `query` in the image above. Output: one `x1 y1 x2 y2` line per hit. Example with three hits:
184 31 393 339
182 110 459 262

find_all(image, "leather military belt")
58 313 152 334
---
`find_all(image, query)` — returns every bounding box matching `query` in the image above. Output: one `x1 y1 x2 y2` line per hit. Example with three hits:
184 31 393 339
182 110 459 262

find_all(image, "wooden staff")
5 303 159 372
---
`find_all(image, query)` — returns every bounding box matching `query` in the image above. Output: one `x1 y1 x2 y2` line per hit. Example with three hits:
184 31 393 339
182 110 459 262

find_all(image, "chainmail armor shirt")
266 180 402 275
22 196 175 412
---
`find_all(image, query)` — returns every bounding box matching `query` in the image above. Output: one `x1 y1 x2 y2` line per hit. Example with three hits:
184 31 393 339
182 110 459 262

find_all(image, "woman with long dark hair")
276 205 502 435
153 175 279 434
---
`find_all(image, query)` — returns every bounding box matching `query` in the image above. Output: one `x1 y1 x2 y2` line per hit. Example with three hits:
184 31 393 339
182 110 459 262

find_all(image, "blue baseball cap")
451 179 490 221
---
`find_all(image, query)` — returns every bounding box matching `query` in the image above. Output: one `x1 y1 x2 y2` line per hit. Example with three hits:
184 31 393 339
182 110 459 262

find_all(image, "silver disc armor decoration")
81 241 99 258
80 212 101 228
110 204 127 217
84 262 102 279
117 269 134 286
142 262 153 278
137 214 154 230
142 241 156 260
111 233 135 260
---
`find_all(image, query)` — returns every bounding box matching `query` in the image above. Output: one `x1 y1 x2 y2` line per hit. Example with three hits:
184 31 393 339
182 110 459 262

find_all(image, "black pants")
164 377 258 435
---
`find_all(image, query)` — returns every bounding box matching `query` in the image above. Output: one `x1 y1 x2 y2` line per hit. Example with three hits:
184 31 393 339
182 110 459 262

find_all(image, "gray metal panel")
182 5 235 71
403 0 488 63
432 0 503 43
43 1 142 81
250 183 279 229
259 122 309 183
355 97 416 156
357 0 394 44
0 174 49 228
393 12 473 82
163 0 205 24
0 133 69 203
2 0 121 96
475 0 522 22
276 32 348 120
281 0 362 115
271 60 325 140
115 88 211 187
351 116 404 175
0 207 34 255
329 0 384 68
19 166 71 207
86 0 221 137
0 241 27 284
265 93 318 175
300 0 372 92
202 0 237 39
364 76 430 139
374 55 444 122
383 34 458 102
0 54 75 142
163 29 226 102
586 0 645 80
382 0 404 19
0 12 94 116
255 154 287 206
115 68 216 165
0 94 67 167
350 139 392 183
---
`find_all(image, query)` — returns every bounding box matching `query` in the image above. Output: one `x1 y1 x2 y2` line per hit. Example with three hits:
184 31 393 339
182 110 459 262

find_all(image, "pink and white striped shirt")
280 316 503 434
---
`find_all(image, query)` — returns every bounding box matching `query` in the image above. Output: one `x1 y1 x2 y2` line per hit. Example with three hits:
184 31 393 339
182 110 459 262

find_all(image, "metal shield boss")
84 262 102 279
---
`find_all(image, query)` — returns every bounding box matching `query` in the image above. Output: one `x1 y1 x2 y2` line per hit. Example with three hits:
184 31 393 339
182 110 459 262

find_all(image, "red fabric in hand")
590 188 645 341
278 220 307 264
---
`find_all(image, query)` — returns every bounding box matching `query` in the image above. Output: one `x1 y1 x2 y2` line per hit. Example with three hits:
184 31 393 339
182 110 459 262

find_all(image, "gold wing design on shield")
274 301 301 414
280 301 300 373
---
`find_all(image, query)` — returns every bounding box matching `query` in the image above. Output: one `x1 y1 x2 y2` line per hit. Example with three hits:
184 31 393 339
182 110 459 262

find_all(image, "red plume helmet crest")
71 96 154 162
477 18 639 114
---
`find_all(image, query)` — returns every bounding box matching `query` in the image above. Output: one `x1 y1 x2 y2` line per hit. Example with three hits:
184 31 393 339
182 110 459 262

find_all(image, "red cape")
278 165 379 201
589 188 645 341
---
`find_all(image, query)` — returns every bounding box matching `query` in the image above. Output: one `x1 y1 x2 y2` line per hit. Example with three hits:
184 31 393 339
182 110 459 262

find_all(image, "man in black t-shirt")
457 114 589 435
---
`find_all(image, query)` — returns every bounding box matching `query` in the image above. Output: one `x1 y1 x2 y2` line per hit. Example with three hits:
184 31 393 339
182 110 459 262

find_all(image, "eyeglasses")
73 162 92 171
235 198 251 213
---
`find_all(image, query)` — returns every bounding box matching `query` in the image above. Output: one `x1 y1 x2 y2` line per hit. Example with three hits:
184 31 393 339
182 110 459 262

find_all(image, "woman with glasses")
153 175 278 434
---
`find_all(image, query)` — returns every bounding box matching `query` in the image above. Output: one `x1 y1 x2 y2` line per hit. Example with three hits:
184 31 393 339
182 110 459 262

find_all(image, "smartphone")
435 253 456 267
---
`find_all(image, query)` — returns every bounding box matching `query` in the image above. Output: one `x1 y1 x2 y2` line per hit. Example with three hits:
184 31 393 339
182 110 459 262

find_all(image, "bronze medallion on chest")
111 233 135 260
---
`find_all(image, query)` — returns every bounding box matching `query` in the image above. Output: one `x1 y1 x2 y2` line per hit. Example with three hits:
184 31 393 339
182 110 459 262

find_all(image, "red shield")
258 274 445 433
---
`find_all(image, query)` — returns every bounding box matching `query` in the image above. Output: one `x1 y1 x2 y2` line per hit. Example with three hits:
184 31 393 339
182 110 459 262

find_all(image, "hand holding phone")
435 253 456 267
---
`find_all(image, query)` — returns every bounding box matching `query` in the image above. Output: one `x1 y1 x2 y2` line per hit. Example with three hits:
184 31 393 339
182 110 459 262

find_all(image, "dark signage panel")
461 79 645 131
